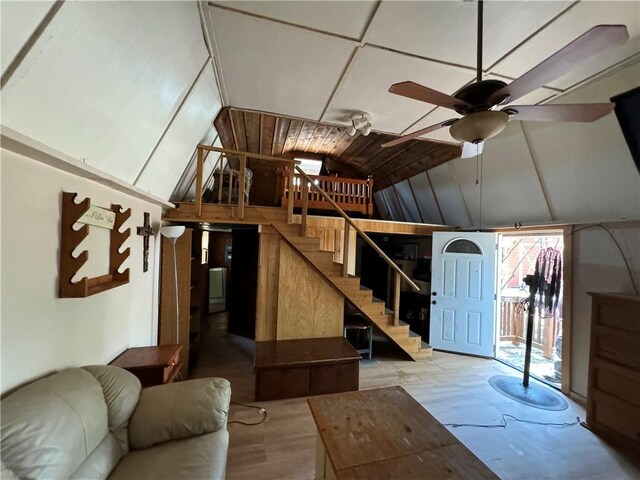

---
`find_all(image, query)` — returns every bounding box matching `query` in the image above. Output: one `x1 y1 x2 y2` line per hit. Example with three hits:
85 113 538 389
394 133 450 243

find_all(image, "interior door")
429 232 498 357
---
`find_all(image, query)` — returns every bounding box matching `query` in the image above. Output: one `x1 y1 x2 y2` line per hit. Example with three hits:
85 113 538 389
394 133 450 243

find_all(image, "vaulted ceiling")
213 108 461 190
205 1 640 144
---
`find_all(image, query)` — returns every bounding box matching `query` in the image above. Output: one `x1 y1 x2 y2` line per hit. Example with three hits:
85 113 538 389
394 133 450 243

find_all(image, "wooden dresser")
586 293 640 454
111 344 182 388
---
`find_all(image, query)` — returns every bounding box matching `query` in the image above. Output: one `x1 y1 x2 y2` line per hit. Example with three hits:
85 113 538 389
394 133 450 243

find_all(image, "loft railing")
293 166 419 325
194 145 298 218
281 170 373 217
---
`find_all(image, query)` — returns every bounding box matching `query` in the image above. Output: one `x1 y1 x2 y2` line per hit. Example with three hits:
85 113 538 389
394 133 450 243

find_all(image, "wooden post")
217 156 224 204
301 177 309 237
287 167 295 224
393 271 401 326
195 147 204 217
239 155 246 220
367 175 374 217
342 222 350 278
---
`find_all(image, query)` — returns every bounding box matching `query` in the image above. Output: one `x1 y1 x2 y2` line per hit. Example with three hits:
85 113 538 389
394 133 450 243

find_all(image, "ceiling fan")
381 0 629 156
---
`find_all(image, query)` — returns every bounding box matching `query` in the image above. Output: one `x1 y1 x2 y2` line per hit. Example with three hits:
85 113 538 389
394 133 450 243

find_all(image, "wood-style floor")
190 314 639 480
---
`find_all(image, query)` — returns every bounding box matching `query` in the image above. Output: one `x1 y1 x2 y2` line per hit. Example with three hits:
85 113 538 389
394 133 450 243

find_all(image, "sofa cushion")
82 365 141 455
69 433 121 480
1 368 108 479
129 378 230 450
108 429 229 480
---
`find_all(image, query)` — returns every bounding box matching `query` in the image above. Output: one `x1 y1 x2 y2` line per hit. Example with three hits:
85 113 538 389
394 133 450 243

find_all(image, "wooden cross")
136 212 153 272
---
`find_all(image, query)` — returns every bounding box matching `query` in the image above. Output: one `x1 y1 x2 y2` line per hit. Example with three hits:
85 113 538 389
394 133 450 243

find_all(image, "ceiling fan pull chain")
475 144 480 185
479 148 484 231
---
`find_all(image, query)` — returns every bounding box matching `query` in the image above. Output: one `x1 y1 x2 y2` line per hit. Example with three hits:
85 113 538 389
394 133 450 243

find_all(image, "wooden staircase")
258 208 432 360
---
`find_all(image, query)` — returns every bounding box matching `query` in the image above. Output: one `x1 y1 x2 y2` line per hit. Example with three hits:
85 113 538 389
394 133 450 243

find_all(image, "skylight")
296 158 322 176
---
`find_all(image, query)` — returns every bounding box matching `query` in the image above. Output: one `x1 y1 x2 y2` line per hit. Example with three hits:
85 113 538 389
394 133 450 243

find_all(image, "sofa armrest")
128 377 230 450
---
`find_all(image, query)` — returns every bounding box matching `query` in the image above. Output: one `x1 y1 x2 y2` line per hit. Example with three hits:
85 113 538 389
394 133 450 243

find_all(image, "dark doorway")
228 227 259 339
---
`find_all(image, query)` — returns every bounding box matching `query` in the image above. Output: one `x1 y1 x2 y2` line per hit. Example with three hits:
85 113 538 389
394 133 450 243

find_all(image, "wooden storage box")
254 337 360 401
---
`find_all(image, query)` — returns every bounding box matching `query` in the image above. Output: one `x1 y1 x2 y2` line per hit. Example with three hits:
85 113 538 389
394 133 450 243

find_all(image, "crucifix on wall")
136 213 153 272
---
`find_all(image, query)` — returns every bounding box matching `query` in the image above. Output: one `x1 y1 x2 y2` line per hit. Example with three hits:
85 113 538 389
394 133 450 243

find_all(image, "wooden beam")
301 177 309 236
239 155 246 219
197 144 299 164
195 147 204 217
287 168 295 224
342 222 350 278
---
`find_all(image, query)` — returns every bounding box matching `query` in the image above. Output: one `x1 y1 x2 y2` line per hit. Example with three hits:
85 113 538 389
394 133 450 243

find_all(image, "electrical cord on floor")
444 414 581 429
227 400 268 426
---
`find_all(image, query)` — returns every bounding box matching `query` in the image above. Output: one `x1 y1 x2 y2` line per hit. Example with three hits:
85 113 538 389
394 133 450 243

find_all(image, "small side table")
110 344 182 388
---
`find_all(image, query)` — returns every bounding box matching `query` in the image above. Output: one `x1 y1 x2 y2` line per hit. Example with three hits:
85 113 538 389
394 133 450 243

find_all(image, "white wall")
570 221 640 398
0 1 222 200
1 149 163 394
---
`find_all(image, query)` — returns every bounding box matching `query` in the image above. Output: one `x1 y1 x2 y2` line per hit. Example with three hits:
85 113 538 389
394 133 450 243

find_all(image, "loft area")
1 2 640 479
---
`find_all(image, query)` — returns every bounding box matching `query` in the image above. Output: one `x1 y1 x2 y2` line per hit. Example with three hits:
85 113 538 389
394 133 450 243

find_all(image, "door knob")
432 300 437 305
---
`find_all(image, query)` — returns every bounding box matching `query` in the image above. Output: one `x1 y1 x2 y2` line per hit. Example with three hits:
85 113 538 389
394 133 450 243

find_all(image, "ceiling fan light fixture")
449 110 509 143
361 122 372 136
346 125 357 136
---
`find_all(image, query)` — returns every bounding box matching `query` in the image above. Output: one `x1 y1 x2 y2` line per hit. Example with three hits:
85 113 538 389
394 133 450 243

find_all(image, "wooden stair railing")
293 166 420 326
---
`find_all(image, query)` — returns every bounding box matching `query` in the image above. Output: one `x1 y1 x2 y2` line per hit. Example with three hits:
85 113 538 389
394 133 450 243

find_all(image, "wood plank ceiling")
214 107 460 190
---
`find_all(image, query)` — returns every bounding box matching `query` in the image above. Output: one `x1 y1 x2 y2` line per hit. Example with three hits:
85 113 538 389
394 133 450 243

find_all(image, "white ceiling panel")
394 181 421 223
492 1 640 90
323 45 474 133
1 1 208 183
427 163 472 228
450 122 552 227
408 174 443 224
211 1 378 39
209 7 356 121
373 191 390 220
136 65 222 200
1 0 55 74
523 62 640 221
380 187 403 221
364 1 572 70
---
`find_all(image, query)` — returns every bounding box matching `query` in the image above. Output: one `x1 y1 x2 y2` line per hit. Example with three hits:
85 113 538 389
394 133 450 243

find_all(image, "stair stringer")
260 214 432 360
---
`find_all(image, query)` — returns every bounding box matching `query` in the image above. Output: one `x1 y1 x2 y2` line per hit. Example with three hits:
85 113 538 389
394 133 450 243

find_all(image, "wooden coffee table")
307 386 498 479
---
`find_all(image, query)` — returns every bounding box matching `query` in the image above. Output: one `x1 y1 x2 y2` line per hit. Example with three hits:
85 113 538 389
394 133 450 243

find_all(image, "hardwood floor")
190 313 639 480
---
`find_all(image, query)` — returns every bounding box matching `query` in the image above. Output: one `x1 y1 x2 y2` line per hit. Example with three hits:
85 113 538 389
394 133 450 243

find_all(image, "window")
444 239 482 254
295 158 322 175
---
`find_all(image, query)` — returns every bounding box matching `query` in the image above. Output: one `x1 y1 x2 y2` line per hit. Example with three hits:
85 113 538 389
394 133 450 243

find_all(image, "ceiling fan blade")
462 141 484 158
505 103 614 122
381 119 457 148
490 25 629 105
389 81 471 111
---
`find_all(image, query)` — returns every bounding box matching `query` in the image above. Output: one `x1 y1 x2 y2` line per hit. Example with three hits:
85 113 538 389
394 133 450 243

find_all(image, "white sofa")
1 365 231 479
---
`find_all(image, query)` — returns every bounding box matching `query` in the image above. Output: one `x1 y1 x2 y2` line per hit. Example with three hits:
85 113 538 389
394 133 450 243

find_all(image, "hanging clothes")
534 247 562 312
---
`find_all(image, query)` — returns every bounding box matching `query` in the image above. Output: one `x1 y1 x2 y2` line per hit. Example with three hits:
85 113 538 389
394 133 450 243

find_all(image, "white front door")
429 232 498 357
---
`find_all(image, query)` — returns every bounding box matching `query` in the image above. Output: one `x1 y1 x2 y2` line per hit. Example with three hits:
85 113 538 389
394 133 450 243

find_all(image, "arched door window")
443 239 482 255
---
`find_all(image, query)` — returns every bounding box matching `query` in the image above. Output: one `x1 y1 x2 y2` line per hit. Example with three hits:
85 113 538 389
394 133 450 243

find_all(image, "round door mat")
489 375 568 411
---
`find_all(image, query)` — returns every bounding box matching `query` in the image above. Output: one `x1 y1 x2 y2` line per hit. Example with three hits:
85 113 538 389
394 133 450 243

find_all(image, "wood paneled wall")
255 227 343 341
214 107 461 196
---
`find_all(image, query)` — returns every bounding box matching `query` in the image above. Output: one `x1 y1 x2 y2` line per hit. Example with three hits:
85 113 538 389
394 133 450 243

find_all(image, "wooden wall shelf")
59 192 131 297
